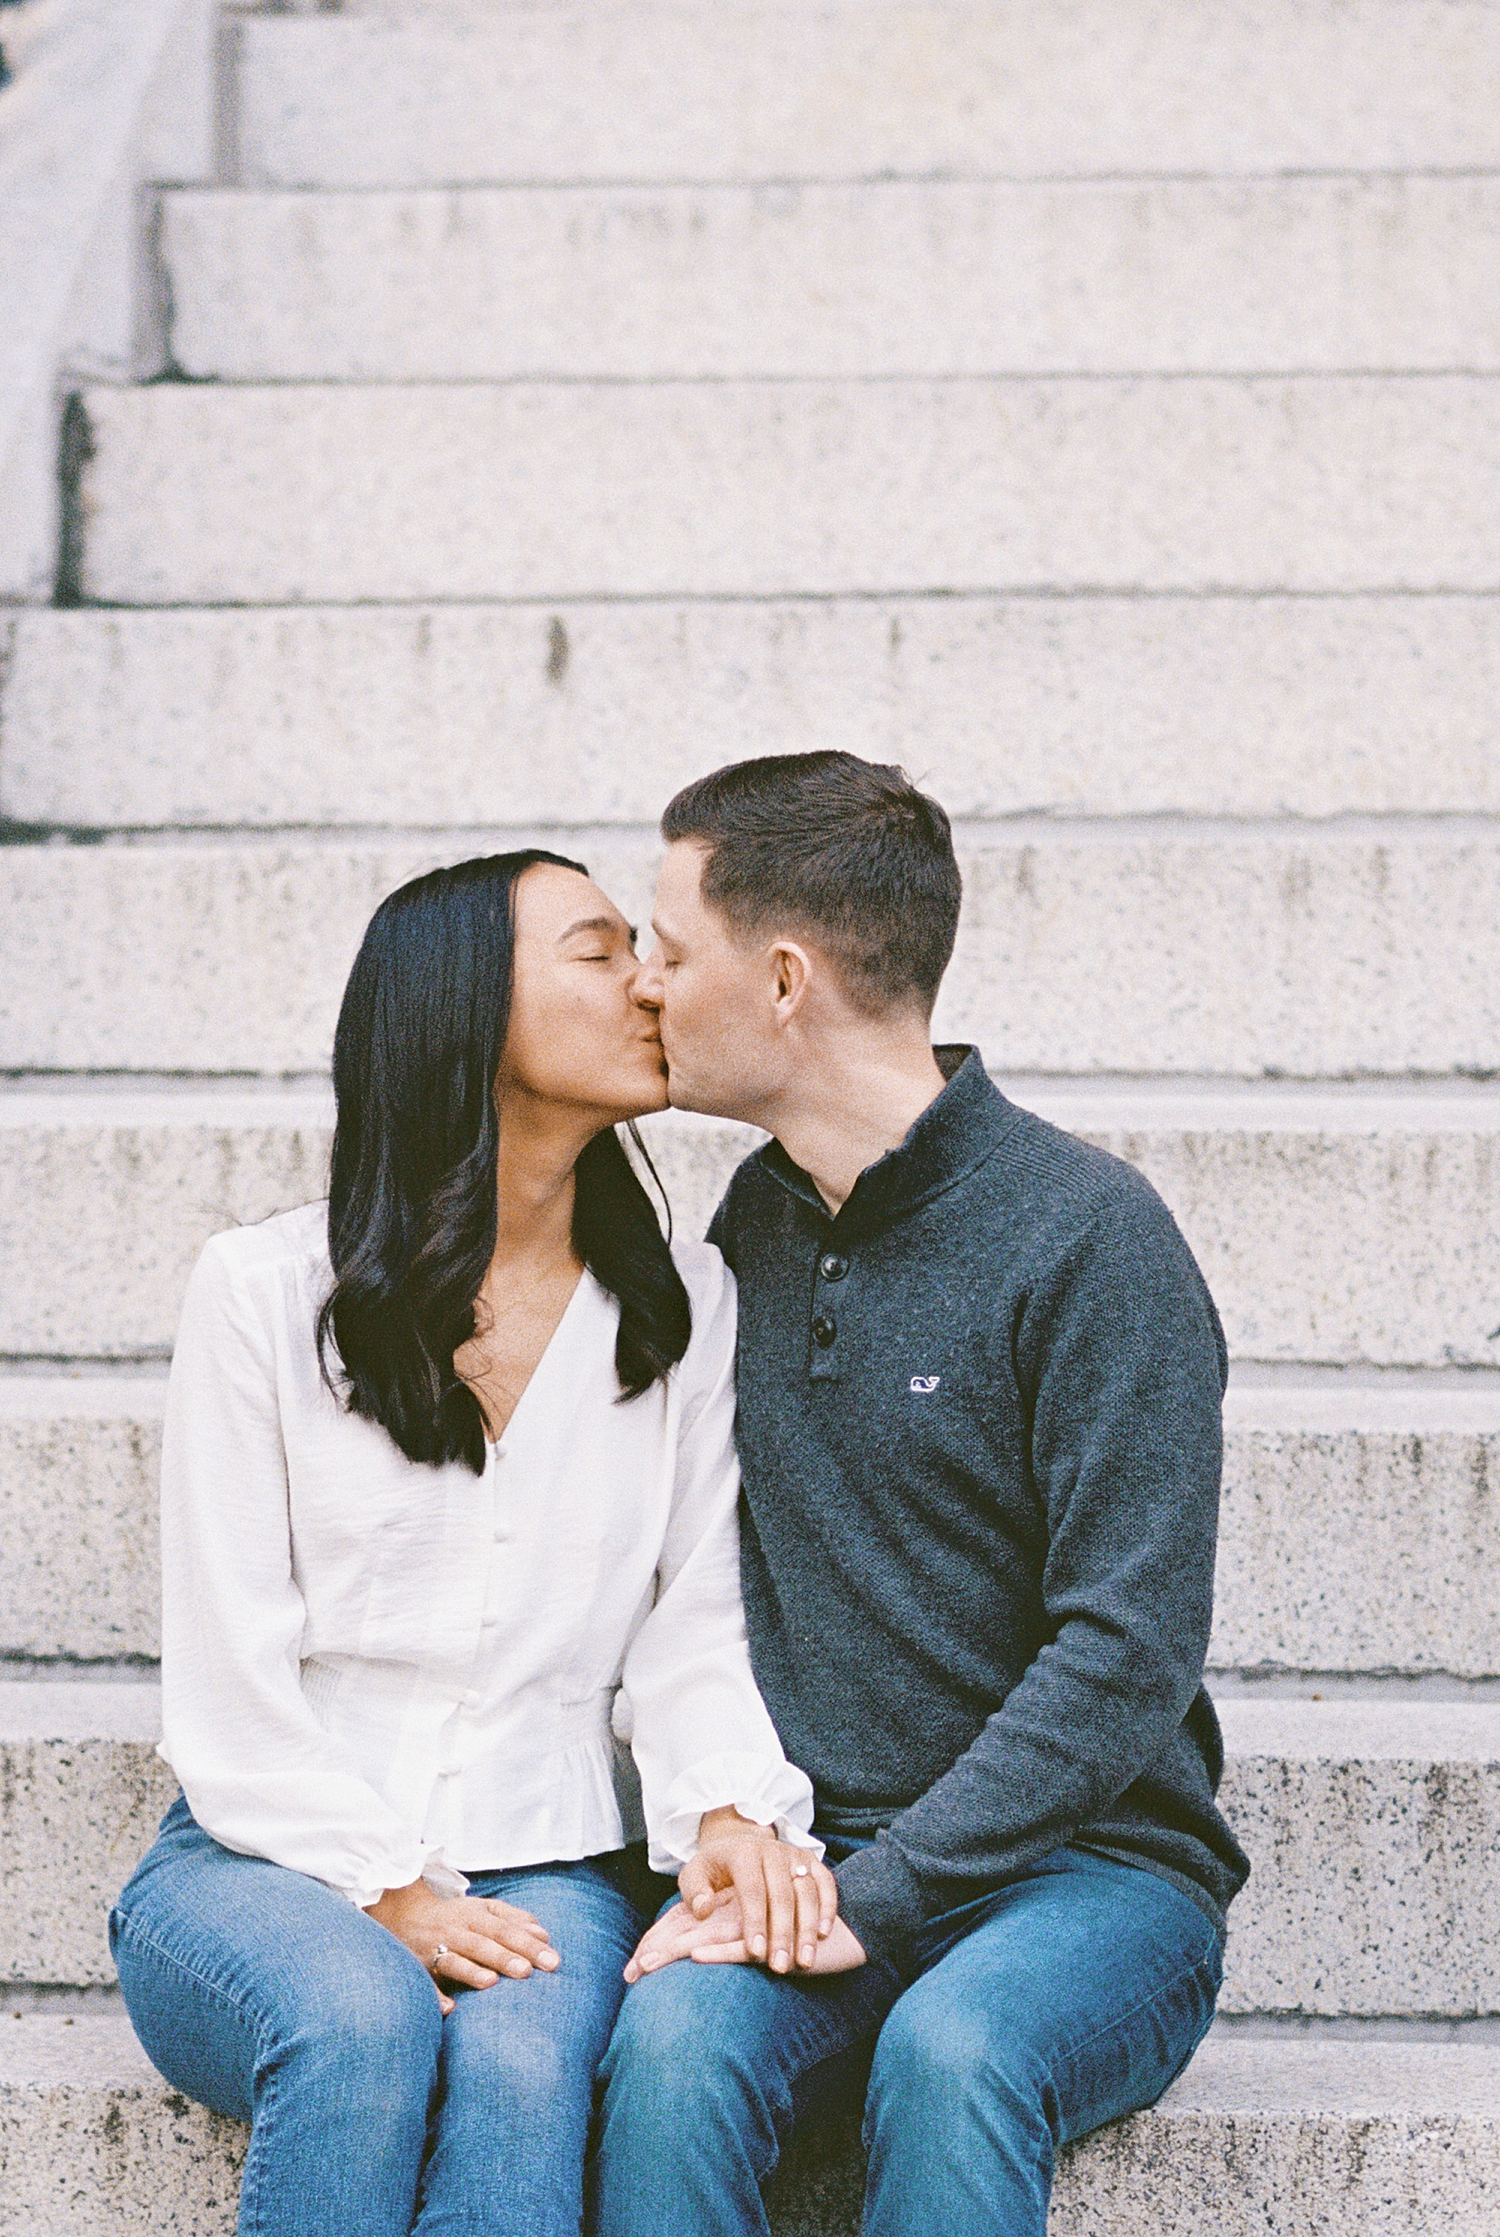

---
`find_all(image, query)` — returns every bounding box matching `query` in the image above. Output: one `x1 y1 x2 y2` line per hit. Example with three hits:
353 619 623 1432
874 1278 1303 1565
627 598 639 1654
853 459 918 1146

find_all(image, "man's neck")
764 1035 948 1214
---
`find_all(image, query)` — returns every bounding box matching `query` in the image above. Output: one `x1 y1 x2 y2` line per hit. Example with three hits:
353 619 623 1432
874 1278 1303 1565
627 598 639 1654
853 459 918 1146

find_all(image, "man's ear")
768 940 813 1024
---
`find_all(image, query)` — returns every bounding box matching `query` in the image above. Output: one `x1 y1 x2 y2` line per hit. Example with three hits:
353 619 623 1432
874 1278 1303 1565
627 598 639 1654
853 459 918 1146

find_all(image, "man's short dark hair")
661 751 961 1016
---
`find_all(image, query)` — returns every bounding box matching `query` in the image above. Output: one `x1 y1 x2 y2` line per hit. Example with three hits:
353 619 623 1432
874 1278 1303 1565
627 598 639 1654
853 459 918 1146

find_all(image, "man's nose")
630 945 665 1009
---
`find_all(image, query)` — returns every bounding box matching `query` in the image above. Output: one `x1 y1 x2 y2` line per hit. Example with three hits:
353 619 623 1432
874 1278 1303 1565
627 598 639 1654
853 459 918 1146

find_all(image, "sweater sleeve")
617 1247 818 1873
832 1182 1228 1964
158 1234 460 1907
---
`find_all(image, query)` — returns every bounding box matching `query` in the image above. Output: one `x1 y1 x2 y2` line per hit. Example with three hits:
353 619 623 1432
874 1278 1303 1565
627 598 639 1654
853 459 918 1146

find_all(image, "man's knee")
600 1966 767 2127
867 1984 1047 2134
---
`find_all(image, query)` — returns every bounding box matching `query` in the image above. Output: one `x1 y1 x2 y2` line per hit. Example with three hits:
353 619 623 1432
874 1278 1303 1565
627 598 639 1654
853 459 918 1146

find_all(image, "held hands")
622 1806 866 1984
368 1879 560 2013
625 1888 868 1982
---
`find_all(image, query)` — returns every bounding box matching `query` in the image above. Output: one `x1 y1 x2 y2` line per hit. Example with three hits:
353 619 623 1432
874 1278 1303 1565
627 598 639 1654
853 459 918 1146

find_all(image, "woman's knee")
287 1940 444 2088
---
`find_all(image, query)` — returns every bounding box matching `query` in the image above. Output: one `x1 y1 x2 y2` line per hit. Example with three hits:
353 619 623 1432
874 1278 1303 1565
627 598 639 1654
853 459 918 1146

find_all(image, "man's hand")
678 1806 840 1974
625 1889 867 1983
368 1879 560 2011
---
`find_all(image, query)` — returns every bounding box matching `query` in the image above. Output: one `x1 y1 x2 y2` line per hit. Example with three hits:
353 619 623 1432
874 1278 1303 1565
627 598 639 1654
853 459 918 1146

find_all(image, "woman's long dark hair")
317 852 692 1474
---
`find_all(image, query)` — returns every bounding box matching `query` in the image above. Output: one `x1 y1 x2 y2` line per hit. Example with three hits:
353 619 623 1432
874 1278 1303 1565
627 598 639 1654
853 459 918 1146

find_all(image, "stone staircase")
2 1 1500 2228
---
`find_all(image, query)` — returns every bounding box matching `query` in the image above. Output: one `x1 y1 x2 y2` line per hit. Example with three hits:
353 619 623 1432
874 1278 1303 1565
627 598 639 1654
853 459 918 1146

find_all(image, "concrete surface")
0 0 214 598
3 1685 1498 2011
5 1088 1500 1365
6 830 1500 1077
72 377 1500 605
161 177 1500 380
11 597 1500 829
1215 1385 1500 1677
0 1379 164 1660
0 1684 172 1987
232 1 1500 187
1214 1699 1500 2016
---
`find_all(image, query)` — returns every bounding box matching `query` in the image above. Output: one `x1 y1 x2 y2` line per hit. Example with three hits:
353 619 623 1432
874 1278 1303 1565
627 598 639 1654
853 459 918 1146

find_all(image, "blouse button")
818 1253 849 1281
811 1312 837 1349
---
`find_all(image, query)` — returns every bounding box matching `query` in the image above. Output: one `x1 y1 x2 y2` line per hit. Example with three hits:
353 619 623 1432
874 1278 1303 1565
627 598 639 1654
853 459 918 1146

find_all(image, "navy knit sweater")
709 1047 1250 1967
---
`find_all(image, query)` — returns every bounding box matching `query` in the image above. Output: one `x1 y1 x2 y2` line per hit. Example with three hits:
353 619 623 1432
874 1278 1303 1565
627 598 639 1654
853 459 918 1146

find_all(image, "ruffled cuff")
648 1750 822 1874
342 1848 470 1911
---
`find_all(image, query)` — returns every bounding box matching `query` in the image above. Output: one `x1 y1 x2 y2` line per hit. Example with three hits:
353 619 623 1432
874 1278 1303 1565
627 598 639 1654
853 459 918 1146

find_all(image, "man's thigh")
601 1934 902 2134
873 1849 1224 2147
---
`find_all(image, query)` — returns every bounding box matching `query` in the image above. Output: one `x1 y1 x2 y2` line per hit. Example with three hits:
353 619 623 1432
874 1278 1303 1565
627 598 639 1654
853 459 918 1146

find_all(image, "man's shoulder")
985 1097 1172 1244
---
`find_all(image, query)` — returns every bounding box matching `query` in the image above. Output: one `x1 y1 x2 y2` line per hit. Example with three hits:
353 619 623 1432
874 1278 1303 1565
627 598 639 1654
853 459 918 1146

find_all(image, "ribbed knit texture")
710 1047 1251 1967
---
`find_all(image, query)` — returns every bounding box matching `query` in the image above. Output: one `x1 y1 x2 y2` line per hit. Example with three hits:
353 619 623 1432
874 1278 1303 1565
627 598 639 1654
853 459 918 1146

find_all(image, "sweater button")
811 1312 837 1348
818 1253 849 1281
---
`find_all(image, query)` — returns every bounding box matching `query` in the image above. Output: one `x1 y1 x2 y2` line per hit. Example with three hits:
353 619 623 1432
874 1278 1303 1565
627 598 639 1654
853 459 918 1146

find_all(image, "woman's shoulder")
667 1237 737 1385
668 1234 736 1313
191 1203 330 1319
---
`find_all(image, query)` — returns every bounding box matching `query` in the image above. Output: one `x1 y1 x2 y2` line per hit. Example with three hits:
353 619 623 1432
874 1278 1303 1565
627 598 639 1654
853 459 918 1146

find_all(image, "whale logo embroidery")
909 1375 941 1394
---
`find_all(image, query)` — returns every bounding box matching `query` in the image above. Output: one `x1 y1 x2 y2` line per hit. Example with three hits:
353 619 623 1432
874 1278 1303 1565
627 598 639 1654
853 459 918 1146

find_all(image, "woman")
110 850 839 2237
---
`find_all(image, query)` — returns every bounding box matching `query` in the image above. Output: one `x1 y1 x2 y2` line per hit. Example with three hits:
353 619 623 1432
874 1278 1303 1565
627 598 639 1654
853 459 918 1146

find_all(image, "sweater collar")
756 1046 1011 1236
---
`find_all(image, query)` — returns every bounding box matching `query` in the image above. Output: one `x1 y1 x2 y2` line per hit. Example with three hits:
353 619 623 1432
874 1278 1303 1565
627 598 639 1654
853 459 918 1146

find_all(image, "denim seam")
1043 1941 1222 2079
114 1905 280 2236
111 1905 259 2028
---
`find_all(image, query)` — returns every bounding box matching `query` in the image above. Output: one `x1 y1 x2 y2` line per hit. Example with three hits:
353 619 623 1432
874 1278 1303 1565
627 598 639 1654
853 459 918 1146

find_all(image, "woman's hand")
625 1889 867 1982
679 1806 840 1974
368 1879 560 2011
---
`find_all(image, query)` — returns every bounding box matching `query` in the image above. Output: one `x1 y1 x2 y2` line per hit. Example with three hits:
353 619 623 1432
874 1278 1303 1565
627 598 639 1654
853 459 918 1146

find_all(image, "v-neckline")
476 1267 595 1448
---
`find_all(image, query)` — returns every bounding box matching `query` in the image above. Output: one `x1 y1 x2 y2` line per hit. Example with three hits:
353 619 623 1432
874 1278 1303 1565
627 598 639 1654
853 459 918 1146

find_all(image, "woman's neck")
489 1096 589 1277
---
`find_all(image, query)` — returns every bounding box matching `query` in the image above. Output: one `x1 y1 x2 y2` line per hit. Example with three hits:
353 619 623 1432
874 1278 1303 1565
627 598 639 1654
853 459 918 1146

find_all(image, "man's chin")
665 1066 719 1118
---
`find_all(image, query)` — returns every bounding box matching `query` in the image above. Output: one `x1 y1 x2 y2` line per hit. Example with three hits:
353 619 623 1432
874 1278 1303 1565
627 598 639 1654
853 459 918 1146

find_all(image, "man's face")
634 841 787 1121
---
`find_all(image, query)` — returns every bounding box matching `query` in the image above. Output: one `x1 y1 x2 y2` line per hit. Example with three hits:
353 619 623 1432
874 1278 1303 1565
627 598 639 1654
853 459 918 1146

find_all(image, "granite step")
4 1087 1499 1367
1 1682 1497 2014
70 377 1500 605
159 176 1500 382
2 2019 1499 2234
4 827 1500 1077
230 0 1500 189
7 598 1500 832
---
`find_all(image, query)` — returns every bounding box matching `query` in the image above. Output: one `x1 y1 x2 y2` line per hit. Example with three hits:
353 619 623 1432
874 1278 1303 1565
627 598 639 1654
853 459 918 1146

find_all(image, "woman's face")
499 863 669 1127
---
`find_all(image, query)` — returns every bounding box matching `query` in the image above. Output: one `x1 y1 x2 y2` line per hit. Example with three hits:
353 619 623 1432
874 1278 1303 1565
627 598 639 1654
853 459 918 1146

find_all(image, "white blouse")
159 1201 816 1907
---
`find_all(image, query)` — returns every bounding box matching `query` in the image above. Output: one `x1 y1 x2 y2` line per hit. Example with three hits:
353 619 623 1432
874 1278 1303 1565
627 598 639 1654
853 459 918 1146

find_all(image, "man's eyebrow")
557 914 623 943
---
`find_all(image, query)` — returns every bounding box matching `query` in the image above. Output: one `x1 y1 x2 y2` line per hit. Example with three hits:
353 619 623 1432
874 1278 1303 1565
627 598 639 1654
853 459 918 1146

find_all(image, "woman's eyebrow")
557 914 625 943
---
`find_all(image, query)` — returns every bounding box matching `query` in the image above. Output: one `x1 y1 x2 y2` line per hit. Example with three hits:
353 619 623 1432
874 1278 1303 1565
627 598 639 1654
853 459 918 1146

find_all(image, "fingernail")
750 1935 767 1957
799 1945 815 1966
538 1950 560 1970
772 1952 790 1973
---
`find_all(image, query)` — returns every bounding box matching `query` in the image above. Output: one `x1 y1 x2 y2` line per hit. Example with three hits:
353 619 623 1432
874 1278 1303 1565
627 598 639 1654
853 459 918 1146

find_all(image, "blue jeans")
592 1842 1224 2237
110 1795 667 2237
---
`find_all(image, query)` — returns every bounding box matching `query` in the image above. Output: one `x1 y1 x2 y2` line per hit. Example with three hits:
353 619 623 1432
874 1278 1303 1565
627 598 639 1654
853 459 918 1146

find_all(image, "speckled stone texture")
0 1382 164 1659
72 377 1500 605
1214 1386 1500 1677
7 832 1500 1076
233 2 1500 189
6 1684 1498 2012
6 1090 1500 1367
161 178 1500 382
12 599 1500 830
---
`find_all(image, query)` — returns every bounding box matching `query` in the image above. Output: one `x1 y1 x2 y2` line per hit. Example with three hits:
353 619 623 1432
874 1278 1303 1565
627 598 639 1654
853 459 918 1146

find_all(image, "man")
595 752 1248 2237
